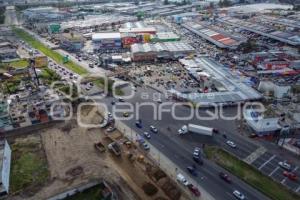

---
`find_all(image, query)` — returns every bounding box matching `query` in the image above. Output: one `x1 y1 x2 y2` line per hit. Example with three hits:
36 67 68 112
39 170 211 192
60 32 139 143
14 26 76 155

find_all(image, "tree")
164 0 169 5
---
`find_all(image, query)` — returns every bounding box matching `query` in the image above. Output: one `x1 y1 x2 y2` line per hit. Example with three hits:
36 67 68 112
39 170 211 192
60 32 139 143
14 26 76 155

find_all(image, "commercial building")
182 22 245 49
92 32 122 50
243 109 281 136
119 27 156 35
172 57 262 106
258 81 291 99
218 16 300 46
22 7 71 23
0 42 18 62
150 32 180 42
131 42 195 61
60 33 84 52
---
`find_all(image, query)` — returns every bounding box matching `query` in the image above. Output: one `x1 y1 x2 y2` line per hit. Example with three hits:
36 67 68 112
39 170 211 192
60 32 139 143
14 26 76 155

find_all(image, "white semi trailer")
178 124 217 136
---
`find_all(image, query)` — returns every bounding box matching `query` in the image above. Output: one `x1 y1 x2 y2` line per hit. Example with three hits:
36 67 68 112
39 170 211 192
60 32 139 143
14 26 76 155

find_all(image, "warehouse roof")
119 27 156 33
92 32 121 41
131 42 194 54
155 32 180 40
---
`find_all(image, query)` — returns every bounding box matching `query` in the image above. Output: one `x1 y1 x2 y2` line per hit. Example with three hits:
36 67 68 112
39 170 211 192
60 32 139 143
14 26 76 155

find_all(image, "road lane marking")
269 166 280 176
281 177 287 184
295 186 300 193
243 146 267 164
258 155 276 170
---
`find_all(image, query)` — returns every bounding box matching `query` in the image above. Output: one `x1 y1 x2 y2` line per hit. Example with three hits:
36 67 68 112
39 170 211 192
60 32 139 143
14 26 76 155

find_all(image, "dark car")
187 166 197 176
219 172 232 183
136 120 142 128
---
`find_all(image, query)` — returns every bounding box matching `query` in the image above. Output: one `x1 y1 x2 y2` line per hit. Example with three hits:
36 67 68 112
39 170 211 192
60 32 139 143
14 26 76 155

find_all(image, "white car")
143 132 151 139
176 173 189 186
226 140 237 148
233 190 245 200
278 161 291 171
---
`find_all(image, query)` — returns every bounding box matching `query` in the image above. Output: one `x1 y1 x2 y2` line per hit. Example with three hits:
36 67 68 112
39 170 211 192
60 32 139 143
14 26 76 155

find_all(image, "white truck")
178 124 217 136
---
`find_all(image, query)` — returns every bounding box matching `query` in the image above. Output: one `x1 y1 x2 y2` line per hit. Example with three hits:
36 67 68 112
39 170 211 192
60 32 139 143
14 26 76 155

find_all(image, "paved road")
96 85 270 200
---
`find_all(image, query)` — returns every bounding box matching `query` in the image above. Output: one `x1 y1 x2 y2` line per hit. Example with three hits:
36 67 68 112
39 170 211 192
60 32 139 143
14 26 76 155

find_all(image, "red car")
283 171 297 181
187 184 201 197
219 172 232 183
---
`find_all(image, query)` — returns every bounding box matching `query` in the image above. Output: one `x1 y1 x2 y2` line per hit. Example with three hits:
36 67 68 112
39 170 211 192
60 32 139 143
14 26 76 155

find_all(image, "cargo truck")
178 124 217 136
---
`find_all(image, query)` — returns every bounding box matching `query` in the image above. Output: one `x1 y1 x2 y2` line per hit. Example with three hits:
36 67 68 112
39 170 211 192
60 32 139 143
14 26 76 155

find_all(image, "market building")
92 32 122 50
131 42 195 61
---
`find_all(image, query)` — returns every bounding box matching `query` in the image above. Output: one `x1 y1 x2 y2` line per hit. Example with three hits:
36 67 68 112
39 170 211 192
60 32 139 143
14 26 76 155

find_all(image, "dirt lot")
9 104 185 200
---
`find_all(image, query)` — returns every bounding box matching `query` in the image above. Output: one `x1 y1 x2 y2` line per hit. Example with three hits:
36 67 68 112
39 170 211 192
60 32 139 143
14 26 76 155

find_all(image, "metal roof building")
218 17 300 46
172 57 262 106
182 22 244 49
92 32 121 41
131 42 195 61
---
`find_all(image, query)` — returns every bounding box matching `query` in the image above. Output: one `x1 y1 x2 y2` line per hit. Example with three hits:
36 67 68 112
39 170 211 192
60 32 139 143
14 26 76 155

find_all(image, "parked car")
176 173 189 186
143 143 150 151
123 112 129 117
283 171 297 181
118 97 124 102
233 190 245 200
226 140 237 148
278 161 291 171
219 172 232 183
150 125 158 133
187 184 201 197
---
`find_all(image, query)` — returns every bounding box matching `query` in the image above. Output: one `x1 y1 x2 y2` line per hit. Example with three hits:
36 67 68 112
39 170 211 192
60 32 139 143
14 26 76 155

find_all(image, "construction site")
7 104 191 200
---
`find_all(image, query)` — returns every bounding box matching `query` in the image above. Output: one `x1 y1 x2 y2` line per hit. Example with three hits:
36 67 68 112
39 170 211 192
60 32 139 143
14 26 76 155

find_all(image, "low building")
258 81 291 99
0 140 11 197
131 42 195 61
0 99 13 132
244 109 281 136
0 49 18 62
119 27 156 35
92 32 122 50
150 32 180 42
60 33 84 52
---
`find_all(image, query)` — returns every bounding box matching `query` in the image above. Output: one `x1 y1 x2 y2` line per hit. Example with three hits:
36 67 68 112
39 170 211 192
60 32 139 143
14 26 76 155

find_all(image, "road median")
13 27 88 75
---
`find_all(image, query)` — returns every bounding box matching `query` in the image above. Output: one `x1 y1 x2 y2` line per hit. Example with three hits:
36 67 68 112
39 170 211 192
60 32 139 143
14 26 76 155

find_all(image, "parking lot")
252 151 300 193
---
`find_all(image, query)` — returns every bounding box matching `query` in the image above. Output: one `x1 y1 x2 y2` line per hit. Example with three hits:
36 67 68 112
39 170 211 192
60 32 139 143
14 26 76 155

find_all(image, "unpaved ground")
10 104 181 200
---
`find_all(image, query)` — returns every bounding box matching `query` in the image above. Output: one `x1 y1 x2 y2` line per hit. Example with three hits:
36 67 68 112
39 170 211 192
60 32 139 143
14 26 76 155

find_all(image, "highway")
96 85 270 200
